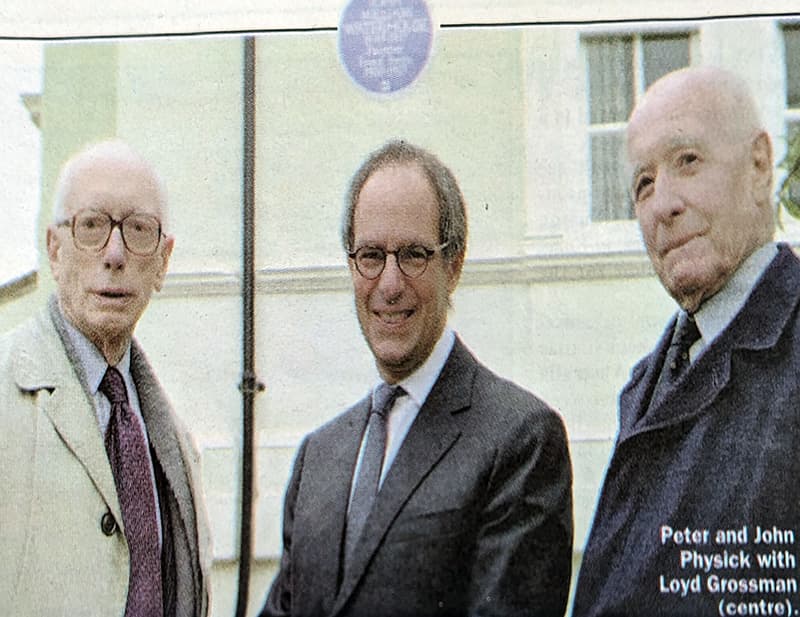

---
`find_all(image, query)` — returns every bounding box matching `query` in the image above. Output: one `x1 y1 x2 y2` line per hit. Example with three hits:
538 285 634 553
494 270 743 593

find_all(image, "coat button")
101 511 117 536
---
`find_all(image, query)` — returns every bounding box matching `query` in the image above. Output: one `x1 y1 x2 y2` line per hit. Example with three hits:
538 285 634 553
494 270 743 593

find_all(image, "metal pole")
235 34 263 617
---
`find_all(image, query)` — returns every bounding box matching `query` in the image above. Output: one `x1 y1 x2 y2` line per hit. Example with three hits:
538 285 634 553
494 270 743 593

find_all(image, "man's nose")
651 173 687 221
103 226 128 268
377 253 405 298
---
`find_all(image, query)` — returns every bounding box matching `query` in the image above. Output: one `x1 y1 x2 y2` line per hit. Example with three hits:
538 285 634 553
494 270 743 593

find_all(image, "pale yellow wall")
253 28 527 267
2 43 122 334
115 37 245 274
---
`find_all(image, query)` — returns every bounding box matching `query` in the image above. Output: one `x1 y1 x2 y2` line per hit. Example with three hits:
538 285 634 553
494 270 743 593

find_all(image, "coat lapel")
622 244 800 441
11 308 122 526
131 342 206 613
331 339 474 615
131 343 195 542
617 317 675 439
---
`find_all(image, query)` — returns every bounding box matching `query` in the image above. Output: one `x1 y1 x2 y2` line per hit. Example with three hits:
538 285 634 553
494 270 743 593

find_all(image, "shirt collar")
693 242 778 346
58 305 133 395
377 326 456 409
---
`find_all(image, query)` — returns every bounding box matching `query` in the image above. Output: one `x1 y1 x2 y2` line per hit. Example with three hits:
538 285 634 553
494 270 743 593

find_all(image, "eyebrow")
629 136 702 185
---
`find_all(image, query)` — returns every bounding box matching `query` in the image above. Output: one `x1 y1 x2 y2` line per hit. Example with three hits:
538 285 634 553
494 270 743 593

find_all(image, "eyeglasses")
57 209 164 256
348 243 448 279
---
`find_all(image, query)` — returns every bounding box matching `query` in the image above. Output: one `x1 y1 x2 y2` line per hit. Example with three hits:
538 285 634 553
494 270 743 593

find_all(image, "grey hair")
341 140 467 263
52 139 169 230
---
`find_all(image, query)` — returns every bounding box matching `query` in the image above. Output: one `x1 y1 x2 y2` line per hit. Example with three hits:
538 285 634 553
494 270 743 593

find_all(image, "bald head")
626 66 774 312
629 66 763 160
53 140 169 230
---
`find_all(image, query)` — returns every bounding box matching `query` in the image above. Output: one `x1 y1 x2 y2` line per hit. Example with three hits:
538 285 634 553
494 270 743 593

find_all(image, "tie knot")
99 366 128 405
674 314 701 351
371 383 404 418
667 314 702 373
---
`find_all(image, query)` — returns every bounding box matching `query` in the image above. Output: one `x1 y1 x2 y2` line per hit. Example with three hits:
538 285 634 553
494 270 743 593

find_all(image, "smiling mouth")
375 310 414 324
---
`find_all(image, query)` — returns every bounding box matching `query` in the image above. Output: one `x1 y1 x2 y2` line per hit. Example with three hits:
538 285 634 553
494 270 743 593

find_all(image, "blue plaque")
339 0 433 94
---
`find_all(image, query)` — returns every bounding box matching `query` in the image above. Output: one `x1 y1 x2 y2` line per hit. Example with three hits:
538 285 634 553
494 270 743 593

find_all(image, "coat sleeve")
258 436 309 617
468 405 573 617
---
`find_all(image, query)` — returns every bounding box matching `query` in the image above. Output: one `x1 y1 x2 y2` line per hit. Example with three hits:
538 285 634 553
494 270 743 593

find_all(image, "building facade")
3 8 800 615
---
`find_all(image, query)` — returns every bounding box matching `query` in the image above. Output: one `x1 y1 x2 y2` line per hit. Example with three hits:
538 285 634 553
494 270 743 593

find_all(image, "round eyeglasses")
58 209 165 256
348 243 448 280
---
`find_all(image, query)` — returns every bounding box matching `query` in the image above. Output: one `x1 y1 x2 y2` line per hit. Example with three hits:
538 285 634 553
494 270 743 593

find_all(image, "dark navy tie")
651 314 702 407
344 383 404 566
100 366 163 617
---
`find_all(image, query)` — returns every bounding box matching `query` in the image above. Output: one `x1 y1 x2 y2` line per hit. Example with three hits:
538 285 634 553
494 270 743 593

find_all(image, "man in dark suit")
0 140 210 615
573 66 800 615
261 140 573 617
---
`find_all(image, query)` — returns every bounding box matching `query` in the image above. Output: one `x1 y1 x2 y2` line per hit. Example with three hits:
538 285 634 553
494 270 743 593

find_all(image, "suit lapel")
623 245 800 440
12 307 123 525
296 401 369 614
332 339 474 615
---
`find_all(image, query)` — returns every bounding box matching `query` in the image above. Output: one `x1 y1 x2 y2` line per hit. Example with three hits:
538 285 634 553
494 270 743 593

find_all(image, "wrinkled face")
627 78 770 312
350 163 461 383
47 158 174 353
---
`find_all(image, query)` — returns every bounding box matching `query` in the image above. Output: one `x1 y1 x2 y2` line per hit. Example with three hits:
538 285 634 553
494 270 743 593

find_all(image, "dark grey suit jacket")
262 337 573 617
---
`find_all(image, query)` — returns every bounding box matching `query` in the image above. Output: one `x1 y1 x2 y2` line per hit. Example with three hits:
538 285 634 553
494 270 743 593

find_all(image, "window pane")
642 34 690 89
591 131 632 221
585 36 633 124
784 26 800 108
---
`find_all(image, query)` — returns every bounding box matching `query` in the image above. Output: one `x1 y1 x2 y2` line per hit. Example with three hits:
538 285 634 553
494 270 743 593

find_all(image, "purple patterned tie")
100 366 163 617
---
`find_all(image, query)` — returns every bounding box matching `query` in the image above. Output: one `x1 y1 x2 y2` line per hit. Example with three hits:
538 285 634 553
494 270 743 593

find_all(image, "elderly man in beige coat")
0 140 210 616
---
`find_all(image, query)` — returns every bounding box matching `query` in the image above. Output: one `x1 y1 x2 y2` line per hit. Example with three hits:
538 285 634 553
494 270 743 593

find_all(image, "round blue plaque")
338 0 433 94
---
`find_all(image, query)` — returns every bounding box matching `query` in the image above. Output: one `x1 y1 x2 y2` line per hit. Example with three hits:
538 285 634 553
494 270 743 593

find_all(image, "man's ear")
751 130 774 207
446 252 465 295
46 225 62 281
154 235 175 292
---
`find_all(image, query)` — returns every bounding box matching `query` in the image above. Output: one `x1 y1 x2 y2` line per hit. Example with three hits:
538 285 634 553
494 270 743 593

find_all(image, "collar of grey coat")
10 298 125 526
618 243 799 443
329 337 475 616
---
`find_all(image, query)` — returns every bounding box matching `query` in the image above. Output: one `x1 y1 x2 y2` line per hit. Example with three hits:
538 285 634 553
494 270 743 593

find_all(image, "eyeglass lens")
73 211 161 255
354 246 432 279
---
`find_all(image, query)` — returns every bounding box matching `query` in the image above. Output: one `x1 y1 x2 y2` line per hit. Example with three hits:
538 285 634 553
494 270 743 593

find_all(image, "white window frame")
524 25 698 258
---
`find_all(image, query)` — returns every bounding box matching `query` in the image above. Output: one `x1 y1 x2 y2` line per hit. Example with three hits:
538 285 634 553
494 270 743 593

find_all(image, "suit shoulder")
303 396 368 442
0 310 61 388
470 362 566 439
472 362 554 414
0 309 50 354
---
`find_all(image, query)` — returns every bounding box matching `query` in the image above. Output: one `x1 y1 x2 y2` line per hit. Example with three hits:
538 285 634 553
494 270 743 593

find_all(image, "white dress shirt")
349 326 456 506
